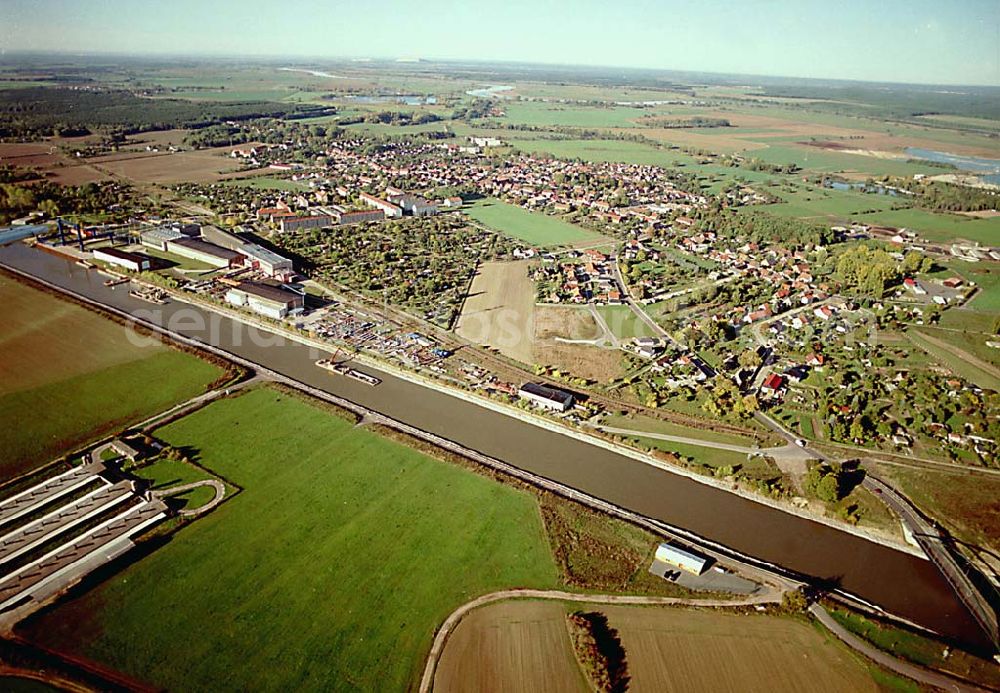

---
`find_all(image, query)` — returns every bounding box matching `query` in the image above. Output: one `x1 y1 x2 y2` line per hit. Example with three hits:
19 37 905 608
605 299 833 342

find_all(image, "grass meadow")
466 198 604 247
23 387 561 691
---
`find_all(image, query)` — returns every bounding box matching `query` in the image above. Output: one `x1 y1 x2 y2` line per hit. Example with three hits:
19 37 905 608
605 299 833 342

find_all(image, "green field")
0 276 224 478
763 182 902 220
131 457 216 489
627 436 752 469
602 412 766 447
594 304 657 339
508 137 699 167
948 262 1000 312
466 198 605 247
915 325 1000 369
750 144 942 177
757 181 1000 245
906 330 1000 391
856 208 1000 246
502 102 651 128
344 119 456 137
220 176 310 191
24 387 561 691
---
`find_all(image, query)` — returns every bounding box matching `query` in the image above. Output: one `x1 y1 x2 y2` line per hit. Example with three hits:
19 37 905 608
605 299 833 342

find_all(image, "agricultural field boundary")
420 587 783 693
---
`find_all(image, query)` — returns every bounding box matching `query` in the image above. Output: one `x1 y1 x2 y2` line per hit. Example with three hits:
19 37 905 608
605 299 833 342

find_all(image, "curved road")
418 587 782 693
420 589 988 693
863 475 1000 653
152 480 226 517
596 424 808 461
809 604 990 693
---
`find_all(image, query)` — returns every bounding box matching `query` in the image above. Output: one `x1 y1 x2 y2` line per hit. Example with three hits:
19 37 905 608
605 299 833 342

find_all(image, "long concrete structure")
0 500 166 616
0 482 134 566
0 463 105 527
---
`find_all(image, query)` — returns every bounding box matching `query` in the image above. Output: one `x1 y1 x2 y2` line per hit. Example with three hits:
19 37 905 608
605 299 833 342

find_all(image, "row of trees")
639 116 731 129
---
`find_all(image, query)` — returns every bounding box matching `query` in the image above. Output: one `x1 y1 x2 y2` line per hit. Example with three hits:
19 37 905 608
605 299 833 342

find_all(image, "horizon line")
3 48 999 91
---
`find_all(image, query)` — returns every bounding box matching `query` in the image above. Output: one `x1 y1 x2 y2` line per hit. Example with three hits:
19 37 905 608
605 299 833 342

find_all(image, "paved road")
809 604 989 693
595 424 810 461
758 408 1000 655
863 476 1000 653
419 587 782 693
152 480 226 517
611 254 675 343
587 302 620 348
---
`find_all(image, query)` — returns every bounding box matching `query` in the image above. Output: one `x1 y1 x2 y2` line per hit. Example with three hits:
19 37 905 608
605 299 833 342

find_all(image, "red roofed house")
761 373 786 392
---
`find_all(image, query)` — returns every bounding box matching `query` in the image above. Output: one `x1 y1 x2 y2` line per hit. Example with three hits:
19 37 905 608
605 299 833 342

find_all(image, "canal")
0 242 986 648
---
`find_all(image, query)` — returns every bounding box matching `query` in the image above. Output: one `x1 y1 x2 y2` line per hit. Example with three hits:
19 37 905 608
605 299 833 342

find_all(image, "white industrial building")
225 281 304 319
165 238 242 269
140 226 185 251
201 226 295 280
655 543 707 575
239 243 294 279
387 190 440 217
93 247 151 272
518 382 575 412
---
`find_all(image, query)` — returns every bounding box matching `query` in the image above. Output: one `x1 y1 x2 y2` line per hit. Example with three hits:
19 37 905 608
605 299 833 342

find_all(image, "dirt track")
420 587 781 693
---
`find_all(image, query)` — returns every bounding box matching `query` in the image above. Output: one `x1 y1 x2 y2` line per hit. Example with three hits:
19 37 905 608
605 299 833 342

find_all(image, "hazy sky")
3 0 999 86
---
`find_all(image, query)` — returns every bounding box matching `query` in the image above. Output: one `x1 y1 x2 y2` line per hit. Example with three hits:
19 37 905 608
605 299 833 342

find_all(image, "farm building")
761 373 786 393
225 281 305 319
92 247 151 272
518 382 575 412
654 543 707 574
166 238 243 269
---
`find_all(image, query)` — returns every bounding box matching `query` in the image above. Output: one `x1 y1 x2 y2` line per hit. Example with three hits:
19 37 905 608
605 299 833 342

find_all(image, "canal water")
0 243 987 649
905 147 1000 185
